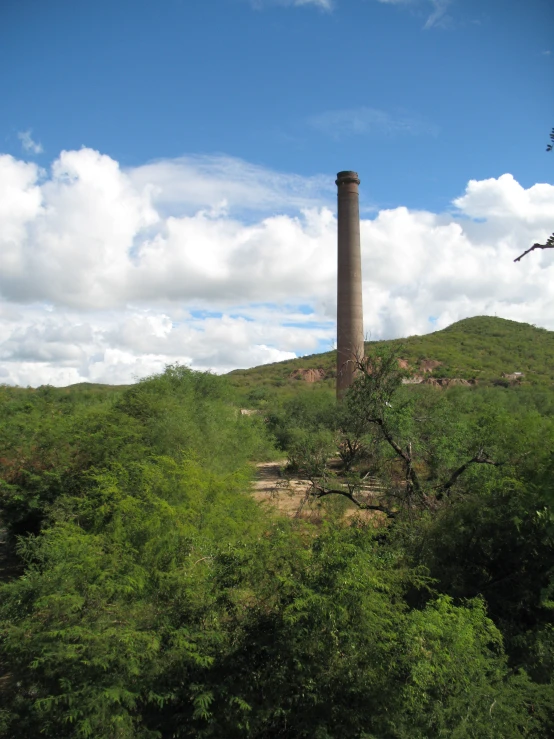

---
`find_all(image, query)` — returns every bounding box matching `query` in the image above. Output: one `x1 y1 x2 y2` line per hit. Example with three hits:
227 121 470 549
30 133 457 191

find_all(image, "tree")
288 348 507 519
514 127 554 262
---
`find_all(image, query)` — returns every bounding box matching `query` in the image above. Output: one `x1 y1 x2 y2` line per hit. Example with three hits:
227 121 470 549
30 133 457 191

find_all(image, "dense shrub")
1 363 554 737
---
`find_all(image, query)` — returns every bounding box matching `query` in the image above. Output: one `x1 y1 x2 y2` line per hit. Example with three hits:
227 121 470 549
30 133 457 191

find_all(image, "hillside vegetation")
228 316 554 399
1 320 554 737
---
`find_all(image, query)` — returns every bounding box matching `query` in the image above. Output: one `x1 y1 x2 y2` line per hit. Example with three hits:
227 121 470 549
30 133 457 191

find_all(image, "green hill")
227 316 554 395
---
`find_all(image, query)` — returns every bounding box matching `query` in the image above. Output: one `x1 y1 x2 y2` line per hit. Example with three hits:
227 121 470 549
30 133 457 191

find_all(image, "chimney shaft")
336 170 364 400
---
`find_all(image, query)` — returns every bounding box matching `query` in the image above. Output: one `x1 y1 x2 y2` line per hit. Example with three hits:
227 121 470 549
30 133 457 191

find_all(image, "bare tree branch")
292 345 509 519
347 352 426 502
514 128 552 262
363 416 425 500
311 484 396 518
436 450 502 499
514 233 554 263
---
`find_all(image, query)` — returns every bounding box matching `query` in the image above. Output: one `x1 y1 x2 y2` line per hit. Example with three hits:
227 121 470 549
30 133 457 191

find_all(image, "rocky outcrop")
290 368 327 383
419 359 442 373
397 358 479 387
402 376 426 385
502 372 524 381
287 359 474 389
398 358 442 380
402 376 476 388
424 378 475 388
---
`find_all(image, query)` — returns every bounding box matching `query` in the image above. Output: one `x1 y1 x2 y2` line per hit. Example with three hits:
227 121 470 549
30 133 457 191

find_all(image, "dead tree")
514 128 553 263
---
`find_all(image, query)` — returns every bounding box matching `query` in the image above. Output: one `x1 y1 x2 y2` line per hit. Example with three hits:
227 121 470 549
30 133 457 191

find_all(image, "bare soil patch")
252 461 385 524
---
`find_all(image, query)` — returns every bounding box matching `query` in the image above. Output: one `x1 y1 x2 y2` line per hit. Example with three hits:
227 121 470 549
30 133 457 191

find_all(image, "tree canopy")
1 358 554 737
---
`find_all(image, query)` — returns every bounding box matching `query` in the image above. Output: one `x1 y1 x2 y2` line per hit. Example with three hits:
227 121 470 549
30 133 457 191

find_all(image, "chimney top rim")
335 171 360 186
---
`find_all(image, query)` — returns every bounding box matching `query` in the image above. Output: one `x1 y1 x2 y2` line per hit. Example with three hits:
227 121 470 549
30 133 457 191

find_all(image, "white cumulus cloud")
0 146 553 386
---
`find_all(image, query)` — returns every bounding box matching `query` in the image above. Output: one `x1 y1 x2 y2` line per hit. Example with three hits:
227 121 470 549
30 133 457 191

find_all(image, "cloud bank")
0 147 553 386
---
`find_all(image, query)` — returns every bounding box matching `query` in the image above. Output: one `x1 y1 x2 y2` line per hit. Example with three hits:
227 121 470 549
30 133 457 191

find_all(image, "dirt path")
252 461 386 523
252 461 313 517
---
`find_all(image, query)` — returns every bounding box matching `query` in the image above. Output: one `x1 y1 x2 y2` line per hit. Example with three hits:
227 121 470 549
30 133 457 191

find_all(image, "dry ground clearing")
252 461 386 524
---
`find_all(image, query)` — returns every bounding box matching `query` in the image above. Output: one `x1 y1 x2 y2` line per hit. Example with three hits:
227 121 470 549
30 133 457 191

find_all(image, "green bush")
2 362 554 737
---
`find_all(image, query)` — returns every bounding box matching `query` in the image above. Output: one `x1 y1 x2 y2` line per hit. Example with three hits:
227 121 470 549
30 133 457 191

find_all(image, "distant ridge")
227 316 554 392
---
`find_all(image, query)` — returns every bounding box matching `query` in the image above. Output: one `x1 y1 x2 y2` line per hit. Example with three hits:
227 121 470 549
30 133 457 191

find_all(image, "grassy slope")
227 316 554 395
4 316 552 401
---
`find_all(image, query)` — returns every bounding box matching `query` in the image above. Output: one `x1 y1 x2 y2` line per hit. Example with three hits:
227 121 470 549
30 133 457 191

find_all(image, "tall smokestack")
336 170 364 400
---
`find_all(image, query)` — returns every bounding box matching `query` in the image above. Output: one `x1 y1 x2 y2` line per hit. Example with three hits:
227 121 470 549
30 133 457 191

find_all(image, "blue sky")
3 0 552 210
0 0 553 385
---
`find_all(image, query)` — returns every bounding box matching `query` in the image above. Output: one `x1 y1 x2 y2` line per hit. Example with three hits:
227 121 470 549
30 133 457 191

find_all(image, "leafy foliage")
1 360 554 737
